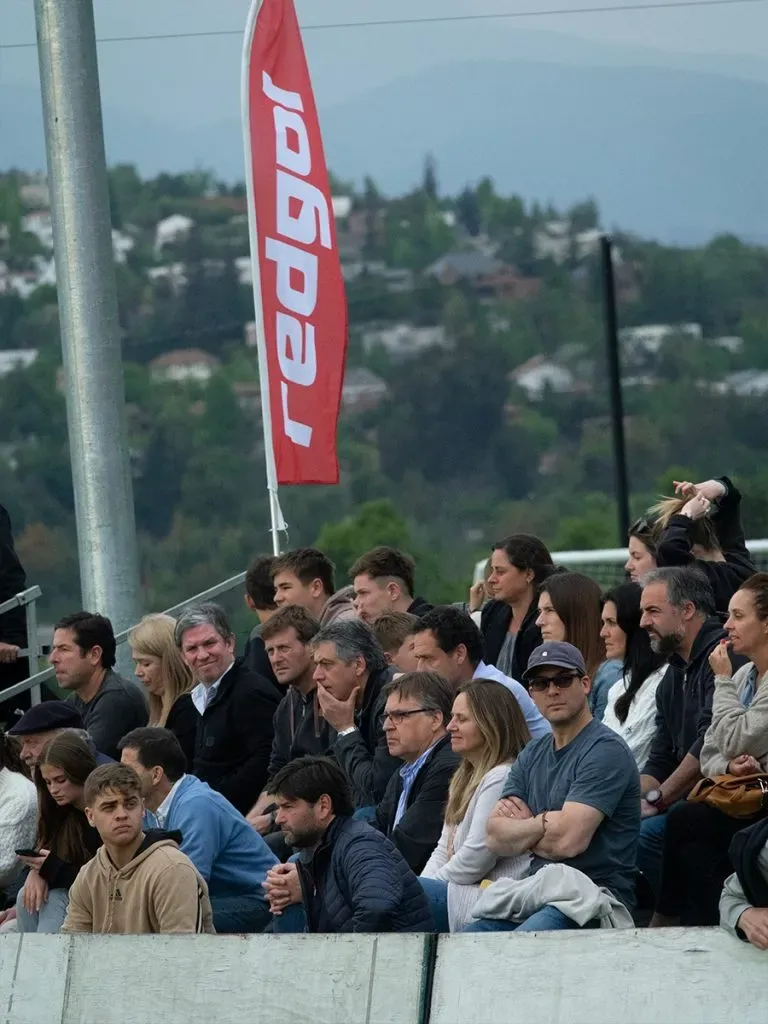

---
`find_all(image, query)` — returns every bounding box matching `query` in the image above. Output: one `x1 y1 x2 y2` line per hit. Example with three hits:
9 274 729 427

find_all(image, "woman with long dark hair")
15 732 100 933
535 571 622 719
481 535 555 681
601 582 668 770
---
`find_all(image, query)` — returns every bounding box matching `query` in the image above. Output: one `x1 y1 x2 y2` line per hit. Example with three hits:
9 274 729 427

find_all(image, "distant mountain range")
3 51 767 244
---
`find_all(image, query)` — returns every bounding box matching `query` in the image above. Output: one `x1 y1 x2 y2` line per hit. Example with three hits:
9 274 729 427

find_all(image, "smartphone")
15 848 41 858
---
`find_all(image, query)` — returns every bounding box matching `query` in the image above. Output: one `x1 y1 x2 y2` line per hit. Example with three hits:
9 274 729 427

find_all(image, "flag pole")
242 0 287 557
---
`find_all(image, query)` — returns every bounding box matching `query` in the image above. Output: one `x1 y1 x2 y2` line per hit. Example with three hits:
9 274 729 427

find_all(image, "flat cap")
8 701 84 736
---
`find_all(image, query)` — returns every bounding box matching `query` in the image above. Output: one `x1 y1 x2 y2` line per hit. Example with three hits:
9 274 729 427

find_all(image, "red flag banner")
242 0 348 486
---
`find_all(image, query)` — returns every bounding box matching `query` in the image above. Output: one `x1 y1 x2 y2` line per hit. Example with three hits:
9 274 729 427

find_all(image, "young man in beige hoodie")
62 763 214 934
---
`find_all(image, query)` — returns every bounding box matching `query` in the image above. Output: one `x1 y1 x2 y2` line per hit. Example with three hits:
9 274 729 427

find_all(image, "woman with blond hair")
129 614 196 766
419 680 531 931
625 475 754 611
650 476 754 613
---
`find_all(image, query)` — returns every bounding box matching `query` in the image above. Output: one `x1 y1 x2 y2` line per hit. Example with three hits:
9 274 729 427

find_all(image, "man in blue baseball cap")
465 641 640 932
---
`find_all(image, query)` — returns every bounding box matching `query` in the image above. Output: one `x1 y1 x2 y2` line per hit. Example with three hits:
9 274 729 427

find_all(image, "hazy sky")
4 0 768 131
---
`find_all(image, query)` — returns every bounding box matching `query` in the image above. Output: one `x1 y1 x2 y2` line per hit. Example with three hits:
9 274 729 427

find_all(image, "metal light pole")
600 235 631 545
34 0 142 642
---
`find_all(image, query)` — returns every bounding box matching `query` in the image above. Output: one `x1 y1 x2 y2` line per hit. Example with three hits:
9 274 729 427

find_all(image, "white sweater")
421 763 530 931
602 666 668 771
0 767 37 887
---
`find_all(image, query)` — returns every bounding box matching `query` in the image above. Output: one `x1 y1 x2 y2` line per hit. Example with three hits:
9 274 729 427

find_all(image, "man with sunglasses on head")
466 641 640 932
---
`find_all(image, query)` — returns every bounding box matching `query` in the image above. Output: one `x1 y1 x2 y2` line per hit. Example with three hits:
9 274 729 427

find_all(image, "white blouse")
602 665 668 771
421 763 529 931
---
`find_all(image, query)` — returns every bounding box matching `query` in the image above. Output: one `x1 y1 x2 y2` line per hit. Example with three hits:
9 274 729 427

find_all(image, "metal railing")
0 571 247 710
8 536 768 711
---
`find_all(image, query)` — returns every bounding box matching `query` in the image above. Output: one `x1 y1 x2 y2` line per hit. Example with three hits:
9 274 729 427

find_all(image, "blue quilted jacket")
297 816 434 933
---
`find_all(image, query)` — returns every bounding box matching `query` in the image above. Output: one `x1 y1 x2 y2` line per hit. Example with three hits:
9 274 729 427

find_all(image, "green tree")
314 500 411 580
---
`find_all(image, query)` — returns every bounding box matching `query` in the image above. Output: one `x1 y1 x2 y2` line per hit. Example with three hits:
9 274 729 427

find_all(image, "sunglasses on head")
528 671 582 693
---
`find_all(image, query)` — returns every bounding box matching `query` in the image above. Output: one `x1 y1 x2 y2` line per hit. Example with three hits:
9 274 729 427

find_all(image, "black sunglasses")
528 672 582 693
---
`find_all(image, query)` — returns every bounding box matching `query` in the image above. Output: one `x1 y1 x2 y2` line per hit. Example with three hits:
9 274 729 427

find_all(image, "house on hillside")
713 371 768 397
112 230 135 264
342 368 389 414
425 252 540 301
235 256 253 287
361 323 448 359
342 260 414 293
332 196 353 219
154 214 194 255
510 355 577 401
233 381 262 414
147 263 187 293
149 349 220 384
21 211 54 249
620 323 702 358
533 221 606 265
0 349 38 378
19 174 50 209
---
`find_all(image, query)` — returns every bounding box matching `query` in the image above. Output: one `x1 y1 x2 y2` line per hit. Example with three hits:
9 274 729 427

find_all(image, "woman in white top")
601 582 668 771
0 729 36 895
420 679 532 931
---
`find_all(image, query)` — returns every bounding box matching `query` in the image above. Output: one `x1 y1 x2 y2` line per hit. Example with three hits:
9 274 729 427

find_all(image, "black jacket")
242 628 279 688
267 686 334 782
643 618 730 782
192 658 283 815
297 815 434 933
39 812 102 890
374 734 460 873
166 692 198 770
480 599 542 683
656 477 756 615
0 504 26 648
407 596 434 618
333 666 401 807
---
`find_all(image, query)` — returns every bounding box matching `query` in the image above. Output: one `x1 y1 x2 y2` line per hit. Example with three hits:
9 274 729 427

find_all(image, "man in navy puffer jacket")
264 756 434 933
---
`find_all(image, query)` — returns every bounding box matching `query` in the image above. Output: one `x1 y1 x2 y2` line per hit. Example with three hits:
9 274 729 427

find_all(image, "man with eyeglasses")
373 672 460 873
465 641 640 932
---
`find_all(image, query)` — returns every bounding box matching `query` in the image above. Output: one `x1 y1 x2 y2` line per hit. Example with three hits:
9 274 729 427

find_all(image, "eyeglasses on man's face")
528 672 582 693
382 708 433 724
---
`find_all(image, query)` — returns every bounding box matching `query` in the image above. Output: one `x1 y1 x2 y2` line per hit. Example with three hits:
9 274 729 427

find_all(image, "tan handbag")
687 773 768 818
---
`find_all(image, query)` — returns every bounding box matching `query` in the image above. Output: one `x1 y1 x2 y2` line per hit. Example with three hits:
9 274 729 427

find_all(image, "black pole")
600 235 630 544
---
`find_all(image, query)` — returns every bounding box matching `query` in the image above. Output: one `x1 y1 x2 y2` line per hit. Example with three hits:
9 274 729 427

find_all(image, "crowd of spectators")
1 477 768 947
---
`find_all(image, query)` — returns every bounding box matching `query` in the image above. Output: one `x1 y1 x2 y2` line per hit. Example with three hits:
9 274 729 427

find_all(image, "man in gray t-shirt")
501 716 640 908
466 641 640 933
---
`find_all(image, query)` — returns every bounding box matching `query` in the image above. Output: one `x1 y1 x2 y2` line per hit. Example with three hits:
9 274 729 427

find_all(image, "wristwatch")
337 726 357 738
645 789 667 812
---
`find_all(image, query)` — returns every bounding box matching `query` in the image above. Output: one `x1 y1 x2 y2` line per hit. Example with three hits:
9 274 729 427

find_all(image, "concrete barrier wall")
0 934 427 1024
431 928 767 1024
2 928 767 1024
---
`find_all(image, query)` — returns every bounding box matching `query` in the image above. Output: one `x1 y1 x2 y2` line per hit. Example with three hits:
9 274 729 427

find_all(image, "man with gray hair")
311 619 400 809
175 603 282 815
637 566 734 898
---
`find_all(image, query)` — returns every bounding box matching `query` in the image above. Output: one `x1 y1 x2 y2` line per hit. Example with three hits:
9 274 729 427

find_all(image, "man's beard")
283 824 324 849
648 629 684 657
